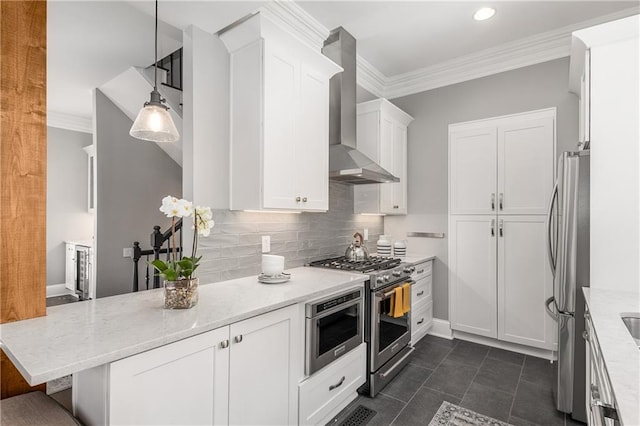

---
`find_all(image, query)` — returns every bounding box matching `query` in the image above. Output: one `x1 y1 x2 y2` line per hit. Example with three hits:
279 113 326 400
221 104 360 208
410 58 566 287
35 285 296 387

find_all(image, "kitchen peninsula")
0 267 367 425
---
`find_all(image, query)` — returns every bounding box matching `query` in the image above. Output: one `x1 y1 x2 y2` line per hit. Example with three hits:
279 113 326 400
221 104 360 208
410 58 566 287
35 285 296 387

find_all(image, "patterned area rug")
428 401 513 426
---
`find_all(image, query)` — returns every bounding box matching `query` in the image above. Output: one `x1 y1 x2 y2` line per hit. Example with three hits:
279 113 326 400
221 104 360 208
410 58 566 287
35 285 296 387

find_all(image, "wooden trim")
0 0 48 398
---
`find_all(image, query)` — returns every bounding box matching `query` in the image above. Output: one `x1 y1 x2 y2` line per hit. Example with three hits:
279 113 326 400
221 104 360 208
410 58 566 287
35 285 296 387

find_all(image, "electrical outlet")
123 247 133 258
363 228 369 241
262 236 271 253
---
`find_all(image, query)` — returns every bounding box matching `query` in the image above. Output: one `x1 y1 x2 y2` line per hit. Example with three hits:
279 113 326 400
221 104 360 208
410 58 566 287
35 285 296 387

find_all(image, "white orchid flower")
194 206 214 236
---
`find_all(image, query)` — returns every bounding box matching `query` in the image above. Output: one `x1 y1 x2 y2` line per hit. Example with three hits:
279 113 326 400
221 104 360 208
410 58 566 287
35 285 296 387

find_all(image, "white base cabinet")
449 215 556 350
298 344 366 426
410 259 434 344
74 304 301 426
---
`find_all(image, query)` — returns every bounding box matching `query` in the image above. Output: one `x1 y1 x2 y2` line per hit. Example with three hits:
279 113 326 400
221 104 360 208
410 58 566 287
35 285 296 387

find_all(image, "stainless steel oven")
366 278 415 396
305 287 363 375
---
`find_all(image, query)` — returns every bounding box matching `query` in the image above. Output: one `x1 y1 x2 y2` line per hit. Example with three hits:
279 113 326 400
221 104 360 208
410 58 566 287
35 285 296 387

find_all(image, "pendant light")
129 0 179 143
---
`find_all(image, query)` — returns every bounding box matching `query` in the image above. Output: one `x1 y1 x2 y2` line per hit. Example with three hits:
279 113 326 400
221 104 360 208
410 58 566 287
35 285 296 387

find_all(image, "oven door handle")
378 280 415 299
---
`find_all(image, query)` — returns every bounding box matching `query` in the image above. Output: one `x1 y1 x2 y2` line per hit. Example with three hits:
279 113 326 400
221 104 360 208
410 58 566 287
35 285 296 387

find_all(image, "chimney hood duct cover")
322 27 399 185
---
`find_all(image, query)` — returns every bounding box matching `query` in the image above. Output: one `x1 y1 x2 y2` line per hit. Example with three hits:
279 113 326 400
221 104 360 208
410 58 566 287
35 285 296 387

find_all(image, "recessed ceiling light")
474 7 496 21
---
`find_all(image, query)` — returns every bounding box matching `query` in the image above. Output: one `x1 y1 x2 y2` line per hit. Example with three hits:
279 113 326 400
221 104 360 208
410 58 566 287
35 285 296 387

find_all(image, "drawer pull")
329 376 346 391
417 318 424 325
220 340 229 349
416 269 424 274
234 335 243 343
417 291 424 296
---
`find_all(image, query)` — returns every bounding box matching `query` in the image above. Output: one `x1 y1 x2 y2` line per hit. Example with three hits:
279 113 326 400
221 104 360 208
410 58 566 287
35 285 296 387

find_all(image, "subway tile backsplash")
197 182 383 283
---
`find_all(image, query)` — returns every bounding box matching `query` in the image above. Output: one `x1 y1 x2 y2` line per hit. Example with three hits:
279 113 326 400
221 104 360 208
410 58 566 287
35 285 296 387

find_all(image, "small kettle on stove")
345 232 370 261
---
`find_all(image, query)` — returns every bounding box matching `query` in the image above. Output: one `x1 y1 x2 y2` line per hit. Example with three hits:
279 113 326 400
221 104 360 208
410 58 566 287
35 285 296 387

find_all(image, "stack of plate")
377 235 392 256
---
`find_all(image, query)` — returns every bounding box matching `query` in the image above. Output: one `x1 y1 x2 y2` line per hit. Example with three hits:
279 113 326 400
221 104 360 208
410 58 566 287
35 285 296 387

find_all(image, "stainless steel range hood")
322 27 399 184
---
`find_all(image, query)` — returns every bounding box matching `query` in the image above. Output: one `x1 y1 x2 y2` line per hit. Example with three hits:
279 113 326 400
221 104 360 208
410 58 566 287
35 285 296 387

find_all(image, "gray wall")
383 57 579 320
95 90 183 298
46 127 94 285
188 182 383 284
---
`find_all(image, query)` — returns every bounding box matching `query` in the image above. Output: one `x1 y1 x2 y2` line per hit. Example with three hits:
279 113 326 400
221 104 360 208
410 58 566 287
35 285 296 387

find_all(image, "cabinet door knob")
295 196 301 202
234 335 243 344
393 205 399 209
302 197 308 202
220 340 229 349
582 330 589 341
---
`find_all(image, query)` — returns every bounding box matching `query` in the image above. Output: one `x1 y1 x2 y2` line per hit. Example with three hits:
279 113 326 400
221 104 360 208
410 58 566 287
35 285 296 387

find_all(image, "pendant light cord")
154 0 158 91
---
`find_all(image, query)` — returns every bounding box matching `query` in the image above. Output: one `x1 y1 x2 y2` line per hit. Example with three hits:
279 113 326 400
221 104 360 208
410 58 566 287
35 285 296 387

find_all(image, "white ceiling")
299 1 639 77
48 0 639 121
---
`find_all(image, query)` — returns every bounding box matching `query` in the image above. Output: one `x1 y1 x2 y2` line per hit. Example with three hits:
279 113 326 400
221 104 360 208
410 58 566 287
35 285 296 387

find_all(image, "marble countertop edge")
0 267 367 386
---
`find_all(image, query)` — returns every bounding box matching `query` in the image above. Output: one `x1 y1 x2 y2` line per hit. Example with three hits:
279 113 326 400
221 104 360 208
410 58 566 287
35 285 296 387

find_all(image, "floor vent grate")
335 405 377 426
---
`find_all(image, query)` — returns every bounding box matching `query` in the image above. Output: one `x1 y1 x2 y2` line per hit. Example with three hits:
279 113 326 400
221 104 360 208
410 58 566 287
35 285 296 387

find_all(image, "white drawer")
299 343 366 425
412 260 432 281
411 300 433 345
412 275 432 306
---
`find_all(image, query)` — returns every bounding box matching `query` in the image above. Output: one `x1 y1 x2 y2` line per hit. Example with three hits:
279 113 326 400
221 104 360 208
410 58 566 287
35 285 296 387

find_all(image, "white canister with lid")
377 235 392 256
393 240 407 257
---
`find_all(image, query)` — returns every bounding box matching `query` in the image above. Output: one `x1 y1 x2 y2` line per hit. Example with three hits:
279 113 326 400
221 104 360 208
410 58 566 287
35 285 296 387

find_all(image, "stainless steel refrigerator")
545 150 590 423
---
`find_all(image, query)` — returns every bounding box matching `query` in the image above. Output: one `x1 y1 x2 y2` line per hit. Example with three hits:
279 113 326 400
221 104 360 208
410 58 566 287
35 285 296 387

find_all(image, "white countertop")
400 254 436 265
0 267 366 386
583 288 640 426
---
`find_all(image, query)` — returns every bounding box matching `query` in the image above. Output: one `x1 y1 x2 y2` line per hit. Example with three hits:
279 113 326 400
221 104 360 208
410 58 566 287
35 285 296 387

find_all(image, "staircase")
100 49 184 166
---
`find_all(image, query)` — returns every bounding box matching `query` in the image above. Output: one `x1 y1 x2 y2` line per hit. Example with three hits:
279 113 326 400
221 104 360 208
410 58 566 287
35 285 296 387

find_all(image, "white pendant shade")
129 104 179 143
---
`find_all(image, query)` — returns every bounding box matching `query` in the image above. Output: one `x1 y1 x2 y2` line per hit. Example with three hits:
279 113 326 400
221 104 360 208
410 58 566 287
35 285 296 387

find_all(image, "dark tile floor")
333 336 585 426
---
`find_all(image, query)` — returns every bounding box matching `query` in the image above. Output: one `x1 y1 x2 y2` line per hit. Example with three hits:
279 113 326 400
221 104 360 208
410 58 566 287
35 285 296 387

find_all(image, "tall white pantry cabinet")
448 108 557 351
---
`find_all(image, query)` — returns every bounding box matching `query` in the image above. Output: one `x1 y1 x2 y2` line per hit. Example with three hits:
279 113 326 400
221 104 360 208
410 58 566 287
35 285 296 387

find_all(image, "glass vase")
163 278 199 309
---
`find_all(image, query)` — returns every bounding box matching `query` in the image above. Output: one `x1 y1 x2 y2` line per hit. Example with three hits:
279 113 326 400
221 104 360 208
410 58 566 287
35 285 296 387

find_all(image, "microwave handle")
311 297 363 320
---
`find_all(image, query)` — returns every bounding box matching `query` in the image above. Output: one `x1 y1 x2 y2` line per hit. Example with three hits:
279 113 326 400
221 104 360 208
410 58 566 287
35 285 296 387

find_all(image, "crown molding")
254 2 639 99
380 6 640 99
260 0 330 52
356 55 386 98
47 111 93 134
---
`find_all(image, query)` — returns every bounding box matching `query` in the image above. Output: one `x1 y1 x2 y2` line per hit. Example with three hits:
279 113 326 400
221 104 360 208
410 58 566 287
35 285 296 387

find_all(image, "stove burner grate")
308 256 402 273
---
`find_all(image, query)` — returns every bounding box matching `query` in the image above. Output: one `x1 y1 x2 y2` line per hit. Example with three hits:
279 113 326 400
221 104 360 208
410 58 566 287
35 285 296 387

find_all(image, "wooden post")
0 0 48 398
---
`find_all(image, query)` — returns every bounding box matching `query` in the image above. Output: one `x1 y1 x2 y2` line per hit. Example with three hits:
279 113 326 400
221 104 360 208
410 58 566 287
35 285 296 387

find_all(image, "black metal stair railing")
132 218 183 292
156 48 182 91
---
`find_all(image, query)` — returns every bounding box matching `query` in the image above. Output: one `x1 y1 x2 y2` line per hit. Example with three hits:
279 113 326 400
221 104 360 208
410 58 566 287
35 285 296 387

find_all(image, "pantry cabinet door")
497 216 556 350
228 304 300 426
450 127 498 215
296 63 329 211
497 117 555 215
263 45 299 210
449 215 498 338
109 327 230 426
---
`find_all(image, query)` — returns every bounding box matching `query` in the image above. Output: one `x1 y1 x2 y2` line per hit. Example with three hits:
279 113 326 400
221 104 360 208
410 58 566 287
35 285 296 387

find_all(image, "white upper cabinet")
449 108 556 215
354 98 413 215
221 13 342 212
449 127 498 215
497 117 555 215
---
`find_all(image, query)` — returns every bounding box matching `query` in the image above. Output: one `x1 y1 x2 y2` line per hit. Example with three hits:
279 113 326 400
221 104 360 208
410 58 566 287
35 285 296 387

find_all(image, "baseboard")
453 330 557 361
46 284 74 298
428 318 453 340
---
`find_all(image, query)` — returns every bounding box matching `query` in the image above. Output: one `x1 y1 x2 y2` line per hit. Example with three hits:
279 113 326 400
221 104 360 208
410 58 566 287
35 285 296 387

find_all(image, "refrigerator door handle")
546 181 558 277
545 296 558 321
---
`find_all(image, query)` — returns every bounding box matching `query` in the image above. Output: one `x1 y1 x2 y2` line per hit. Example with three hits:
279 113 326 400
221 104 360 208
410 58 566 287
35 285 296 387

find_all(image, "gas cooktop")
308 256 403 273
